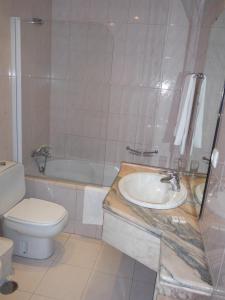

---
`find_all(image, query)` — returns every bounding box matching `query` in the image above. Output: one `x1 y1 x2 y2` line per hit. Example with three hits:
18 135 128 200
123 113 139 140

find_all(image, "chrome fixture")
187 72 205 79
202 156 210 163
126 146 158 157
24 18 44 25
192 72 205 79
31 145 51 173
32 145 51 158
160 171 180 192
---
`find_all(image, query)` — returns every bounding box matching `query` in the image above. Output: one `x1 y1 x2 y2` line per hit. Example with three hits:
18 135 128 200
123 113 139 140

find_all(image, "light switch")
211 148 219 168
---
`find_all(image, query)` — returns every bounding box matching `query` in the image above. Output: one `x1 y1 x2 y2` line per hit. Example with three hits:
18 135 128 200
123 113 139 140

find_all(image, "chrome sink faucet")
160 171 180 192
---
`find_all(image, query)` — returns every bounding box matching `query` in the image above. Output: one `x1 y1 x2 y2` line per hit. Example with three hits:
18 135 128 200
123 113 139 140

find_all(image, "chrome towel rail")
192 72 204 79
126 146 158 157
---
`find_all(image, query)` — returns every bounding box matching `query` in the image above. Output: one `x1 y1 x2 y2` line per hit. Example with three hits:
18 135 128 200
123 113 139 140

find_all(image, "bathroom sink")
118 172 187 209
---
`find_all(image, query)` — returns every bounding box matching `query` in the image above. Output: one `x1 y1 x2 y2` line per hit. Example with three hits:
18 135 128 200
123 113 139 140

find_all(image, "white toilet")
0 161 68 259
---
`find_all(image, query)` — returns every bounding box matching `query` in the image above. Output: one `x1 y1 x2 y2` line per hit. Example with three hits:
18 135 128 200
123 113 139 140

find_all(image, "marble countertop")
103 163 212 296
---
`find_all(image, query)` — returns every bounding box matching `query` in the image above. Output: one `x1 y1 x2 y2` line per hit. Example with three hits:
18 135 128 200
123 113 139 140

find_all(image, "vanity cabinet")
102 211 160 272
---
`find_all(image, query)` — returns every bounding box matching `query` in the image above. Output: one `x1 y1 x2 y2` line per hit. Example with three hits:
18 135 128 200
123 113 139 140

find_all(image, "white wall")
50 0 192 170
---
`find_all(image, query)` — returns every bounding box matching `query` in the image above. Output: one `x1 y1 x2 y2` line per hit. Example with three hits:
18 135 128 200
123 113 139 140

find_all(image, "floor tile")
94 244 135 278
55 233 70 245
82 271 132 300
0 290 32 300
10 234 71 294
49 235 72 264
13 253 53 270
35 264 91 300
53 236 102 268
133 262 157 283
11 261 48 293
69 234 103 245
130 280 155 300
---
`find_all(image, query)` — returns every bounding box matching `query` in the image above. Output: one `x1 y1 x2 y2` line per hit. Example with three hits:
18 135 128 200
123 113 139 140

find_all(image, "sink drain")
0 281 18 295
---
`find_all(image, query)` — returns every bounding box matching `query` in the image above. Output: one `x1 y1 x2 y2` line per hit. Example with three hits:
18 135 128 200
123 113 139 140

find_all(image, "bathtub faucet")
160 171 180 192
32 145 51 158
31 145 51 174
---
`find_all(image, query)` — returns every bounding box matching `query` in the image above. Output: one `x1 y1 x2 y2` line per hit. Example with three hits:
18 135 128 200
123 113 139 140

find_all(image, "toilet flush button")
211 148 219 168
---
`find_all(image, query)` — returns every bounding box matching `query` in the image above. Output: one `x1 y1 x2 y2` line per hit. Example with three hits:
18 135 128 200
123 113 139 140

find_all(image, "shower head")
24 18 44 25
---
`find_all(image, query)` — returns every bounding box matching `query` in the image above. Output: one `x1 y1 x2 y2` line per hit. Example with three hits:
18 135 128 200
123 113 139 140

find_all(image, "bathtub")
44 159 119 187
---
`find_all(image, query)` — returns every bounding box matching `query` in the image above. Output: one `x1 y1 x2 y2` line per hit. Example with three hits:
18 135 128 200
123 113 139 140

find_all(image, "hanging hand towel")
191 76 206 154
83 186 109 225
174 74 197 155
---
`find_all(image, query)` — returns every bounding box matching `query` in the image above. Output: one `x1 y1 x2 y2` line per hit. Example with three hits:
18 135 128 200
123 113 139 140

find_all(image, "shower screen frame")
11 17 22 163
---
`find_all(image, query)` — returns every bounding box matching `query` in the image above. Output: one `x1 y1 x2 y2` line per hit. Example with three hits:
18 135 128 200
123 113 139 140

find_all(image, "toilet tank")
0 162 25 216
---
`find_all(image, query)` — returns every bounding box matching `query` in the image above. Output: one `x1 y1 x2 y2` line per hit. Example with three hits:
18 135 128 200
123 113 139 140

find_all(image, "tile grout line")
80 239 105 300
79 241 136 300
11 257 52 296
31 233 72 296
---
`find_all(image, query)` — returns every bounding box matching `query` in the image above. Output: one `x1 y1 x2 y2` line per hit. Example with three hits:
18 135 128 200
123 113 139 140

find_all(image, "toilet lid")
4 198 67 226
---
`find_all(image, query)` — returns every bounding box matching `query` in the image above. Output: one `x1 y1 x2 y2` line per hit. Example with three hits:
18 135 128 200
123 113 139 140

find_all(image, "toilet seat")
3 198 68 238
4 198 67 226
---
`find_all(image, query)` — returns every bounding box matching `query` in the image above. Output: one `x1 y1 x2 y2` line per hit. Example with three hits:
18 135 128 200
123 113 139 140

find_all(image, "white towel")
83 186 109 225
191 76 206 154
174 74 197 155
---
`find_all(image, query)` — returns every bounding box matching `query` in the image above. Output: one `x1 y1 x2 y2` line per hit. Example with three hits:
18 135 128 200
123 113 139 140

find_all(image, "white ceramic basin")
118 172 187 209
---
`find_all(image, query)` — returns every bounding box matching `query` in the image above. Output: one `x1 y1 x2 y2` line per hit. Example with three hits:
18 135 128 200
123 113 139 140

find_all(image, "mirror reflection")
180 1 225 207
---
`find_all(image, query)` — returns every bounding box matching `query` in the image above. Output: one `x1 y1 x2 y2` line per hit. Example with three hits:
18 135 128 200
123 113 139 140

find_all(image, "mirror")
171 1 225 210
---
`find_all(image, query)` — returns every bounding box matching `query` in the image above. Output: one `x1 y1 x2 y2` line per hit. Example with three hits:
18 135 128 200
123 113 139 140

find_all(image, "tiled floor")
0 233 156 300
